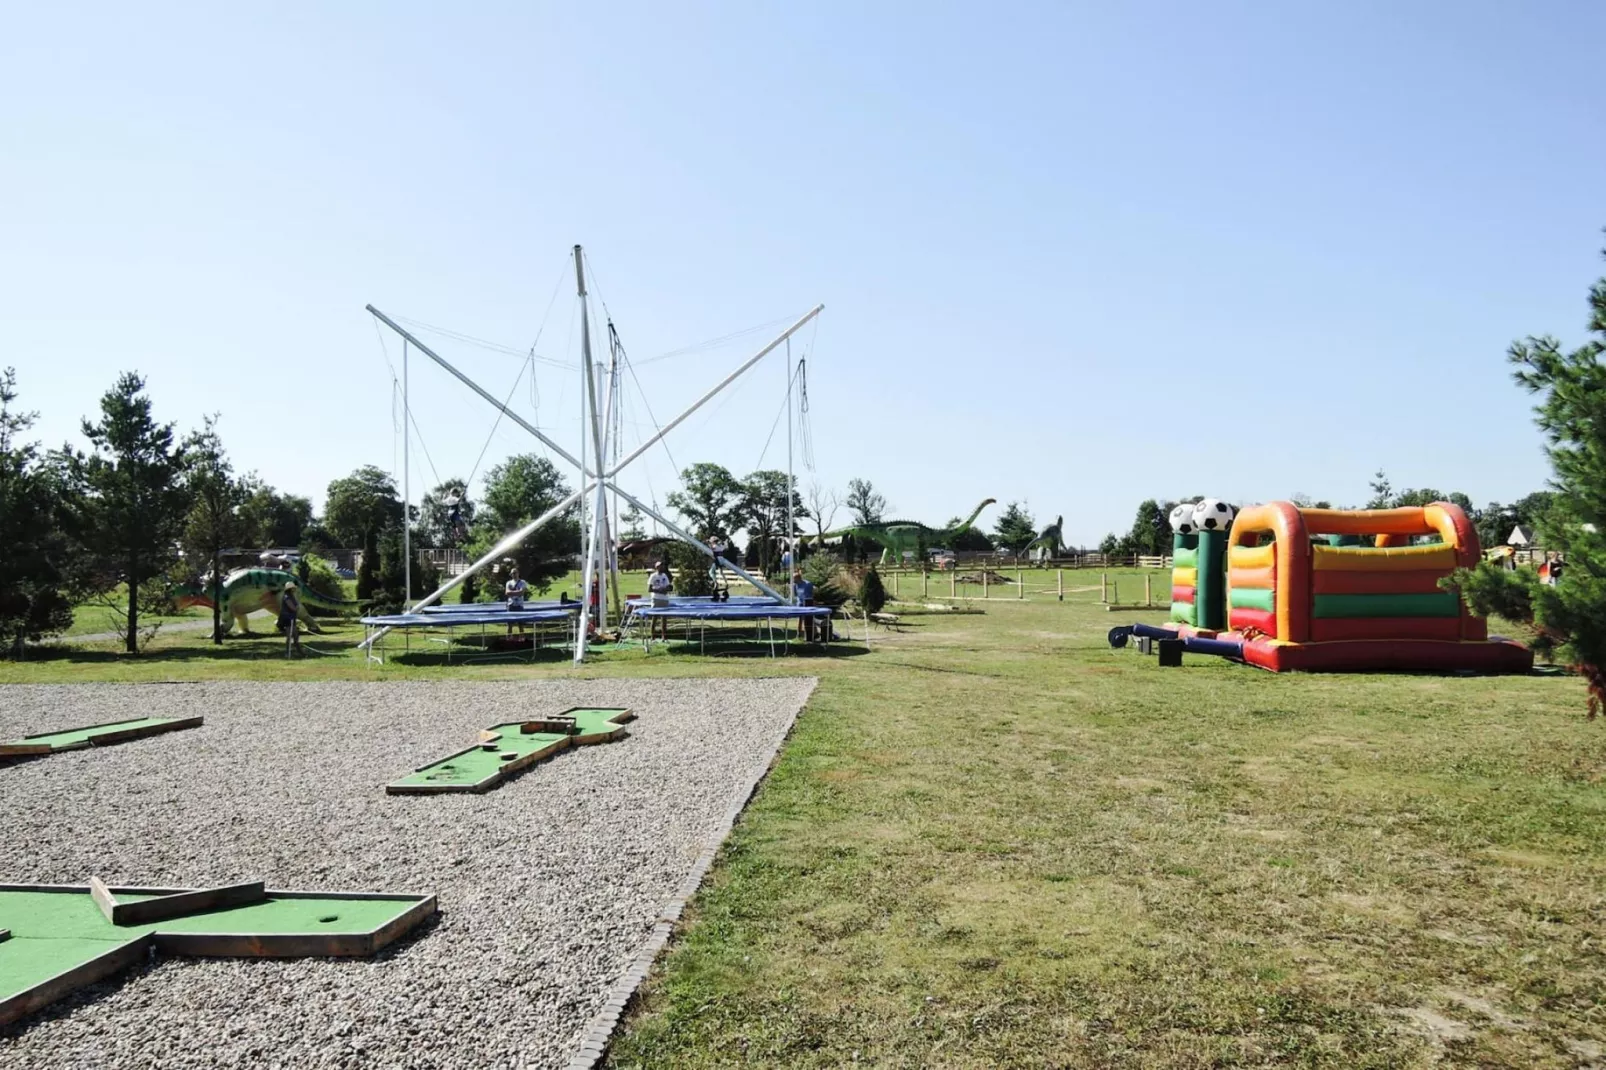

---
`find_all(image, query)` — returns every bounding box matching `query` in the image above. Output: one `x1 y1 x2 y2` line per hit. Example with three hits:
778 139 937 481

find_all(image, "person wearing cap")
277 581 302 652
647 559 673 641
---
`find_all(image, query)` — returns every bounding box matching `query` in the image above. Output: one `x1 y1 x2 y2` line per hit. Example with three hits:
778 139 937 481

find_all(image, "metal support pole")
608 305 824 478
367 305 591 477
785 340 795 605
402 338 411 609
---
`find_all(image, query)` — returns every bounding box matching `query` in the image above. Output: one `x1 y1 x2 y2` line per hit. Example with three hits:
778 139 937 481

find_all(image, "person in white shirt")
647 560 673 640
504 567 530 604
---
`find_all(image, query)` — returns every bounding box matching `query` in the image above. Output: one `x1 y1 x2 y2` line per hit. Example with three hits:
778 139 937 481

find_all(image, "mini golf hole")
319 914 339 923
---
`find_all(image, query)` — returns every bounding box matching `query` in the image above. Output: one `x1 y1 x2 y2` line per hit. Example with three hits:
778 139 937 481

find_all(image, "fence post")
1017 561 1023 599
1101 572 1108 604
894 571 899 598
1057 569 1064 601
983 569 989 599
923 570 929 599
950 570 956 600
1146 573 1153 606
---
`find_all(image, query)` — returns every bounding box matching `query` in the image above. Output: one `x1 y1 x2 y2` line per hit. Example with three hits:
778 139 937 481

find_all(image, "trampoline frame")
359 608 579 665
621 603 835 657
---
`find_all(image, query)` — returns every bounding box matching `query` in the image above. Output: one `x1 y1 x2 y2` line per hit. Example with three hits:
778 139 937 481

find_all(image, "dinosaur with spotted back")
174 568 360 638
809 498 997 565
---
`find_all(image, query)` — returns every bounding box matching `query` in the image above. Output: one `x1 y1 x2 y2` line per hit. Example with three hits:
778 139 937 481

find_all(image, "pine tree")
1447 236 1606 716
182 414 246 644
0 369 75 655
63 373 191 653
993 501 1037 554
860 566 888 615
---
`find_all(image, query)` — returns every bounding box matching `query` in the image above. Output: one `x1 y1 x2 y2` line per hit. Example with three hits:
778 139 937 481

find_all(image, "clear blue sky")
4 2 1603 547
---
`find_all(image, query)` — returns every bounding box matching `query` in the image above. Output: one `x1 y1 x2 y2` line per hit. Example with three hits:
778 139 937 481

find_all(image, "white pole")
608 304 824 478
575 246 611 659
786 337 793 600
402 338 411 609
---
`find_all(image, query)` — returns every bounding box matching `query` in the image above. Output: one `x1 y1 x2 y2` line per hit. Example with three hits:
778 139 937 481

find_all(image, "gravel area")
0 678 815 1069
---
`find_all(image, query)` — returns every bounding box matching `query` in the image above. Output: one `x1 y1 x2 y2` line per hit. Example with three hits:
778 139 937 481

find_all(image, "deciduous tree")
323 466 402 548
666 462 746 540
845 478 887 526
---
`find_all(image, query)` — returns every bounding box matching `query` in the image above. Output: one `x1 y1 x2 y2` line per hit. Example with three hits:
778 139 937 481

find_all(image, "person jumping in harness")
446 491 468 543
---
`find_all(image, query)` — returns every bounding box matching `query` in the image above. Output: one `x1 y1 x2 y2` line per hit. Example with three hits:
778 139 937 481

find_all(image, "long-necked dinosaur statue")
175 568 361 638
1026 515 1065 560
811 498 997 565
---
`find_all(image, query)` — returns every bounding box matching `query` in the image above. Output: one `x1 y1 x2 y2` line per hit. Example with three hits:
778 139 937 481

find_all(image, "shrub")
860 566 888 616
301 557 347 614
801 551 850 609
666 540 714 597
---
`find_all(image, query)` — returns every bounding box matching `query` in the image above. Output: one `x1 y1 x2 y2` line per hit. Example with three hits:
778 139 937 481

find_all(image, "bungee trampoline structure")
361 244 831 665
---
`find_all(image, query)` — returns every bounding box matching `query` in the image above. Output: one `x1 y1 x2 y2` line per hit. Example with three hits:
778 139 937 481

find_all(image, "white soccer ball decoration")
1192 498 1236 531
1169 502 1198 535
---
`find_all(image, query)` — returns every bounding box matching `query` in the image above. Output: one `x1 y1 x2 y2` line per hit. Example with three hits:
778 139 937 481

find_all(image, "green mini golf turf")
388 707 631 793
5 717 191 750
0 887 429 1003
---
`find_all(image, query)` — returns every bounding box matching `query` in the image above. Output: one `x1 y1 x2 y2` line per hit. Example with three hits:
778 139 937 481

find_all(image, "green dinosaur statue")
813 498 997 565
1026 515 1065 560
174 568 360 638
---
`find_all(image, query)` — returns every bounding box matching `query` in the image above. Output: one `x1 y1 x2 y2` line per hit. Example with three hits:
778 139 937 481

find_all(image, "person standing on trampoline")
648 560 673 641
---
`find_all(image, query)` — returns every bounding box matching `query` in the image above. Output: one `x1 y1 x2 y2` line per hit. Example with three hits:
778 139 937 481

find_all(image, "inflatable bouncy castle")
1116 500 1532 674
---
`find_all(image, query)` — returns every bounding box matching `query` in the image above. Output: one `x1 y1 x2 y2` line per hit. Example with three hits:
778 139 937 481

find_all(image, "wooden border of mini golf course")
0 716 204 757
386 707 636 796
0 883 438 1027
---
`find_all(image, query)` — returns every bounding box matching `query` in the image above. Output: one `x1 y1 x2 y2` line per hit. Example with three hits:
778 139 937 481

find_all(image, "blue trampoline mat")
625 595 780 607
421 600 580 614
361 609 576 627
630 604 831 620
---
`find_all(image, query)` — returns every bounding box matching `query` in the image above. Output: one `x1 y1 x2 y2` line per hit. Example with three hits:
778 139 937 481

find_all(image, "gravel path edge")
563 676 816 1070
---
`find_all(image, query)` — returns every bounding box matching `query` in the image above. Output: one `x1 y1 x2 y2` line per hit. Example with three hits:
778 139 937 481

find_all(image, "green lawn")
63 586 208 637
5 568 1602 1066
